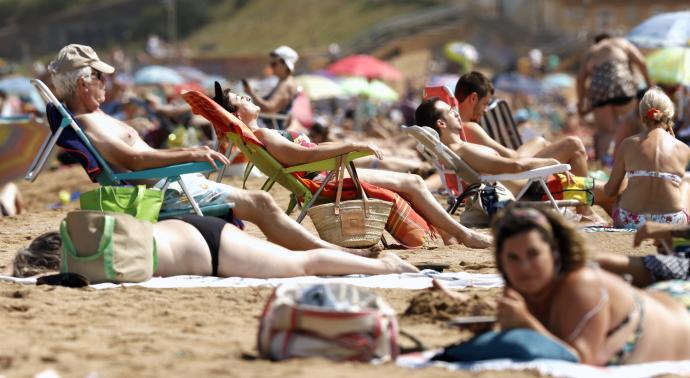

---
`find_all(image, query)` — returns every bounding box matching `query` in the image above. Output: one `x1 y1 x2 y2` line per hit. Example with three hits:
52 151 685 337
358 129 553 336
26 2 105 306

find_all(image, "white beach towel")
0 270 503 290
397 350 690 378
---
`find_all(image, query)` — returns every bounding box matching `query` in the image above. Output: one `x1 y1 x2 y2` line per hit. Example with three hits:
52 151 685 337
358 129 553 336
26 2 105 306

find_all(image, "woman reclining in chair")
9 214 418 279
214 85 491 248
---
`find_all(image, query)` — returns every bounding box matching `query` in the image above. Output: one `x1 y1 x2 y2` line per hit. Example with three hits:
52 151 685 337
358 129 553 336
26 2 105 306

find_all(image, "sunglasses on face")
91 70 105 81
270 60 282 68
224 93 253 114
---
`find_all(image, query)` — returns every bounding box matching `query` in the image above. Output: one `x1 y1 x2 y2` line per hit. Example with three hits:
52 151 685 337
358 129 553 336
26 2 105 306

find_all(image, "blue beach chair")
25 79 233 218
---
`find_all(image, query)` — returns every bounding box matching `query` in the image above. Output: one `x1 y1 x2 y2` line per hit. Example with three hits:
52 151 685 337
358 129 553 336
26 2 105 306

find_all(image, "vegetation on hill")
0 0 450 58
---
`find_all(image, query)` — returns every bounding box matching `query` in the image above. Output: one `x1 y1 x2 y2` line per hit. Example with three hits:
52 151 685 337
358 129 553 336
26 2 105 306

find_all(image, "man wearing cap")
48 44 376 256
242 45 298 129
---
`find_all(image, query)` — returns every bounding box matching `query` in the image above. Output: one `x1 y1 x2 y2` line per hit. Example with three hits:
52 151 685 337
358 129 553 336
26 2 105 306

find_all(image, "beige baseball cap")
48 44 115 75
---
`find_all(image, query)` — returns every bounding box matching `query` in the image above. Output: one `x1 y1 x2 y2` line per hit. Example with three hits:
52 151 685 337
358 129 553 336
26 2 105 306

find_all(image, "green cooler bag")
80 185 163 223
60 211 158 284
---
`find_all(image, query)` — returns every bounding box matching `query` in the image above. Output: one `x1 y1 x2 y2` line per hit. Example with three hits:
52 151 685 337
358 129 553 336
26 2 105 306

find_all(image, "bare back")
617 129 690 213
585 38 632 72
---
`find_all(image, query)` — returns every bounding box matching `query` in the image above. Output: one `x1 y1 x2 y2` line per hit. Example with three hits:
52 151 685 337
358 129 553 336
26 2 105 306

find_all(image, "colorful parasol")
646 47 690 85
0 116 49 186
326 55 403 81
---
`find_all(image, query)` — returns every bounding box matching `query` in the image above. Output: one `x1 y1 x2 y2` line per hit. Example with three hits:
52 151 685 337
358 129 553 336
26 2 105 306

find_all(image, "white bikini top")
627 170 682 186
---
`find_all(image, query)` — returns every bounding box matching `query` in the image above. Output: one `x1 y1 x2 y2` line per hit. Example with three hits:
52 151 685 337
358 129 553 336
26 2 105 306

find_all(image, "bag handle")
60 215 115 264
345 160 369 215
332 156 369 216
99 185 145 211
333 155 346 216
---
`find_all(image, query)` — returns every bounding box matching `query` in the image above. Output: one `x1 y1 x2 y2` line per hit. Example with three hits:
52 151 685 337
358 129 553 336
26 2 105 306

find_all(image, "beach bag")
59 211 157 284
457 182 515 227
307 157 393 247
541 173 595 206
257 283 399 362
80 185 164 223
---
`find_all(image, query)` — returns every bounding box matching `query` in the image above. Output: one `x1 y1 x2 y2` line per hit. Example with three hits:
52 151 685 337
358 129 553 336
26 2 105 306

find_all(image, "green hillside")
185 0 448 57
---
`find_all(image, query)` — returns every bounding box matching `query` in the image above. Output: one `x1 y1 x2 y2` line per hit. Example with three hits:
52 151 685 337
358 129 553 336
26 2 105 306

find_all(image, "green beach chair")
182 89 371 223
27 79 233 218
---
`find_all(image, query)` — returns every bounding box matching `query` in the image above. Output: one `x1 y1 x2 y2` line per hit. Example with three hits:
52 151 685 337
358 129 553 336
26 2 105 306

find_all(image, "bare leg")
592 105 617 161
358 169 492 248
595 253 652 287
216 225 418 278
516 137 548 157
0 183 21 216
533 136 589 177
227 189 376 256
354 156 432 175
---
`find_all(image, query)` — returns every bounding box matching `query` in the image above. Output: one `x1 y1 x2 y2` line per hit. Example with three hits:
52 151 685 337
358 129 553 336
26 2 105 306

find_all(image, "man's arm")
463 122 518 159
457 142 558 175
80 116 229 171
256 129 381 166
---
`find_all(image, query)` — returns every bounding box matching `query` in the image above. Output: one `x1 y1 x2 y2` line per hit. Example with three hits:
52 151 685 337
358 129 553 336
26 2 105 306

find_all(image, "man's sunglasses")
91 70 105 81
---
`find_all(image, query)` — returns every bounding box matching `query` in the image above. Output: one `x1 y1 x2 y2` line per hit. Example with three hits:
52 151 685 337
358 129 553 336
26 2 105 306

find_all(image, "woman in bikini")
490 204 690 365
214 86 492 249
10 214 418 279
604 87 690 229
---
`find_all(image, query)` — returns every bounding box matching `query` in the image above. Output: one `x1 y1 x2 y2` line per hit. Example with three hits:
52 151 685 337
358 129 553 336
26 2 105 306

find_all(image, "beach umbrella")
326 55 403 81
134 65 185 85
0 76 45 112
542 73 575 91
444 41 479 64
493 73 542 95
646 47 690 85
340 77 399 102
0 116 48 186
627 10 690 48
295 74 343 100
174 65 209 84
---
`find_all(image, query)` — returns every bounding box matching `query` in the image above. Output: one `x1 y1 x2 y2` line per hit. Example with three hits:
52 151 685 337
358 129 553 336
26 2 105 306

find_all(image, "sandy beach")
0 165 656 377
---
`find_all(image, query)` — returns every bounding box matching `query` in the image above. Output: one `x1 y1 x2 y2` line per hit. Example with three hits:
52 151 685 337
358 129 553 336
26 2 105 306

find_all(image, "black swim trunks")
0 203 8 216
173 214 227 276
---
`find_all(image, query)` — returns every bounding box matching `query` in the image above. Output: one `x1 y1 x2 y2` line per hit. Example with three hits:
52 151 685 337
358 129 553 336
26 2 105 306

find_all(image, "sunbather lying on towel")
597 221 690 287
489 204 690 365
9 215 418 279
214 86 491 248
415 97 610 223
48 43 377 257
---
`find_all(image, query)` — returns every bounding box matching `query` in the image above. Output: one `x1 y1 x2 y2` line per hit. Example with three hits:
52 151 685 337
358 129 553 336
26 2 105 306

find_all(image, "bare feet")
459 230 492 249
380 252 419 273
431 279 470 301
342 243 383 258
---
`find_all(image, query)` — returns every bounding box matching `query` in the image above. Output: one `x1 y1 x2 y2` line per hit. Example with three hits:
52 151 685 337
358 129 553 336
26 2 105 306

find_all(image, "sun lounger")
182 90 371 223
26 79 233 218
479 99 523 150
402 125 578 213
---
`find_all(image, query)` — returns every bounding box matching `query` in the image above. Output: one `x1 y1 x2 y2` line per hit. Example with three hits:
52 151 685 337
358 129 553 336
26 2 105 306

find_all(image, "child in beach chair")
184 85 492 249
9 215 418 280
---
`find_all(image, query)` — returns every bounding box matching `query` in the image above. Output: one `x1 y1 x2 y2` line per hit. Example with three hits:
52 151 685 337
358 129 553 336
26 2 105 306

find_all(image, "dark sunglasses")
91 70 105 81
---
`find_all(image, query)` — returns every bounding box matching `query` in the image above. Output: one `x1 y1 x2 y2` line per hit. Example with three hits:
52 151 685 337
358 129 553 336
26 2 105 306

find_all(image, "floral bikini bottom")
612 207 689 229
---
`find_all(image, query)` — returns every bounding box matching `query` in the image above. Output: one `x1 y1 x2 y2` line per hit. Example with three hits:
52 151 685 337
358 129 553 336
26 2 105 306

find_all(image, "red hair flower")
646 107 661 121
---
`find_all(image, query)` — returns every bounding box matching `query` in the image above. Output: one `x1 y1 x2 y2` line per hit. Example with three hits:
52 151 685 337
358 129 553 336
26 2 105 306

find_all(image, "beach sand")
0 165 656 377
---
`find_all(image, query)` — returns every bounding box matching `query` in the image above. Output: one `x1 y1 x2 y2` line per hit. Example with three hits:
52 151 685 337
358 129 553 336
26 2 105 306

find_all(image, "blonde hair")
639 86 675 130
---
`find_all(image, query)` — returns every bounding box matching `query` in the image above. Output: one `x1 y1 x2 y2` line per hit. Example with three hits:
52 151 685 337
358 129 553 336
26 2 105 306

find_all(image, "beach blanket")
581 226 635 233
0 271 503 290
397 350 690 378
